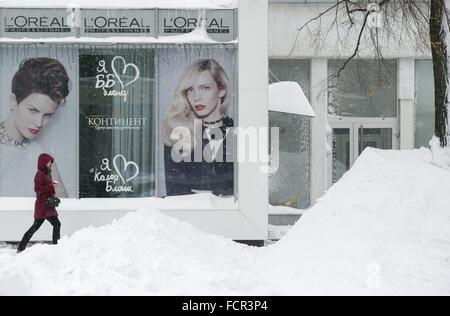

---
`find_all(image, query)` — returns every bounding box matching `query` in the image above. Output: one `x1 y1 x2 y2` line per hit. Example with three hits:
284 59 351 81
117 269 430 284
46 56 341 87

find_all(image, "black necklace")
203 118 222 126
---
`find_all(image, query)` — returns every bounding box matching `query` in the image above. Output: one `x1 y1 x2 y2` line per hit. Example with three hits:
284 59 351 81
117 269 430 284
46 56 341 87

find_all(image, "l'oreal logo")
84 16 150 29
4 15 69 28
163 17 230 33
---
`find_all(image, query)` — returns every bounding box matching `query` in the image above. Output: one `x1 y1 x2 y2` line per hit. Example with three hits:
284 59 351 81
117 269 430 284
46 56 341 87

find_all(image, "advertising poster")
79 47 156 198
158 46 237 197
0 45 78 198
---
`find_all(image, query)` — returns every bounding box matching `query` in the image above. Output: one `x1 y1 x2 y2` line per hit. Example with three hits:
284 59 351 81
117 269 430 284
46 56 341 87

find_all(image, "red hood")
38 153 54 171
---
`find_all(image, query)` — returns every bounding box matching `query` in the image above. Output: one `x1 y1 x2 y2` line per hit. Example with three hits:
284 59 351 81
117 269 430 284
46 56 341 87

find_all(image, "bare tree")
292 0 449 148
430 0 449 147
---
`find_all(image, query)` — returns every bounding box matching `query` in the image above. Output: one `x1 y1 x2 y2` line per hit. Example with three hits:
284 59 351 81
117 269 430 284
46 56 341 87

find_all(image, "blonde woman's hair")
162 59 231 149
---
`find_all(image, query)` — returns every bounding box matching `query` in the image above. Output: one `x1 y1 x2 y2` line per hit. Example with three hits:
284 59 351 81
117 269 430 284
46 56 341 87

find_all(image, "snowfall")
0 147 449 296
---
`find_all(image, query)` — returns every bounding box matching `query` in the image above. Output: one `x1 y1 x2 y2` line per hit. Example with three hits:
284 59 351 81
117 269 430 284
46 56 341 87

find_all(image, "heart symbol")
111 56 140 90
113 154 140 185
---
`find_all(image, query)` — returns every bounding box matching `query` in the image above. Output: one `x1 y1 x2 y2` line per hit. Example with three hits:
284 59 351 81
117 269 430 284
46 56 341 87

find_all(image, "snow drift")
0 210 262 296
260 147 450 296
431 136 450 171
0 147 449 295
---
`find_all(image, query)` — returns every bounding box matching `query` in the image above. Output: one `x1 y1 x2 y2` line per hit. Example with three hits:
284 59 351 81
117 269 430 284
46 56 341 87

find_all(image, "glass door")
332 127 352 184
358 126 393 155
331 119 398 183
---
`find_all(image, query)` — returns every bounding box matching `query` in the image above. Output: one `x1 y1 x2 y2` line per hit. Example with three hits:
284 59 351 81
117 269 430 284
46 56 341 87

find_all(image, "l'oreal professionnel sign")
1 9 75 37
159 9 235 42
81 10 156 37
0 8 236 42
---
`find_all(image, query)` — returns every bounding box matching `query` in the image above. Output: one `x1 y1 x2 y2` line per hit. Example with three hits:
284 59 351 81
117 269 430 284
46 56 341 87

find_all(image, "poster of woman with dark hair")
0 48 77 198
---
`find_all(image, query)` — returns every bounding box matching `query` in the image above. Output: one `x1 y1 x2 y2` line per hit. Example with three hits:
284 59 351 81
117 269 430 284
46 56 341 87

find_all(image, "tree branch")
332 11 370 79
289 0 345 56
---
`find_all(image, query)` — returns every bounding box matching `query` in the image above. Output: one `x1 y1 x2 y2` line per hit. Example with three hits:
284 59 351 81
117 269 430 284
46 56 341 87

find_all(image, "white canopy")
269 81 316 117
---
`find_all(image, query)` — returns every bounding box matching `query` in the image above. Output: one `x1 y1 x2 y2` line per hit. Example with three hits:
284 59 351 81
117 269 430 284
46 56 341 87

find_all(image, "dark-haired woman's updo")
11 57 70 106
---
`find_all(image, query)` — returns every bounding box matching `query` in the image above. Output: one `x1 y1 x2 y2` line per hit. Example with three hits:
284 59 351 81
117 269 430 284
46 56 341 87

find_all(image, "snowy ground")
0 147 449 296
268 225 293 241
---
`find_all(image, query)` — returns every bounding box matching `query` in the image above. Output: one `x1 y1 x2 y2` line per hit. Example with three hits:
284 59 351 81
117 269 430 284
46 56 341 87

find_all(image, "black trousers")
18 216 61 252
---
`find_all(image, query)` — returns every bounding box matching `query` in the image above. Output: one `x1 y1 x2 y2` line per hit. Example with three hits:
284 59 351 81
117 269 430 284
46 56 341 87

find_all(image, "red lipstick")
195 105 206 111
28 128 39 135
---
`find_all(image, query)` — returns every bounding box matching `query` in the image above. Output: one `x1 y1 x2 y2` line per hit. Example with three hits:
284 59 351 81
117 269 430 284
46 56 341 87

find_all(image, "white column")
398 58 415 150
237 0 268 239
310 58 329 205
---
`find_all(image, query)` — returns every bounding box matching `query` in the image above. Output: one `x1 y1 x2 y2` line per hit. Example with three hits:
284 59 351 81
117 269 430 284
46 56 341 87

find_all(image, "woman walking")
17 153 61 253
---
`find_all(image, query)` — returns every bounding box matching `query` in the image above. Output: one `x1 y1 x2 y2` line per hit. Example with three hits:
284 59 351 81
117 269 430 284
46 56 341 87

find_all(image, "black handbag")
46 197 61 208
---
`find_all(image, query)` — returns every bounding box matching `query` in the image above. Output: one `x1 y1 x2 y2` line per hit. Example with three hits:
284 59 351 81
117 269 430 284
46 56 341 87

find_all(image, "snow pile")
268 82 315 117
1 147 450 295
430 136 450 171
0 209 263 296
260 148 450 295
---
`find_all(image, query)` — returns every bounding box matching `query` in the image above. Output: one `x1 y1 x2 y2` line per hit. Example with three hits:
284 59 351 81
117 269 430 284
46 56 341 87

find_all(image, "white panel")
0 209 266 241
399 59 415 150
237 90 269 239
118 210 265 240
237 0 269 239
239 0 268 90
161 210 267 240
310 58 329 201
400 99 415 150
399 59 415 100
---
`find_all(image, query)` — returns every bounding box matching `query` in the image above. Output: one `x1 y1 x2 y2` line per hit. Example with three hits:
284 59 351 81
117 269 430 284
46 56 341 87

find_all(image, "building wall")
269 2 431 59
268 2 433 208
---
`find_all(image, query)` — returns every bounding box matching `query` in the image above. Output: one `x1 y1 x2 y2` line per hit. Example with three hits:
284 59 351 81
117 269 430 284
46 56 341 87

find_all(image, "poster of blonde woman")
158 46 237 197
0 46 78 198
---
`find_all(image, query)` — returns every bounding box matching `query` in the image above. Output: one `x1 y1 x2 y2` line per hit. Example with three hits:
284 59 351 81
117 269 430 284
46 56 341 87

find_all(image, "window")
415 60 435 148
269 59 311 209
328 59 398 118
269 59 310 99
79 47 156 198
0 44 237 199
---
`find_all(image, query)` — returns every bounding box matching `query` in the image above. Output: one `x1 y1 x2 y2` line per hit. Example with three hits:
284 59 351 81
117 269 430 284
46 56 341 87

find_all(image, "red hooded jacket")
34 153 58 219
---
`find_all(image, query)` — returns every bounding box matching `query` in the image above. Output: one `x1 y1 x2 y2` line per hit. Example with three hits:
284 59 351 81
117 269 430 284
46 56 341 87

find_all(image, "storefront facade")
0 1 270 241
268 1 435 219
0 0 437 240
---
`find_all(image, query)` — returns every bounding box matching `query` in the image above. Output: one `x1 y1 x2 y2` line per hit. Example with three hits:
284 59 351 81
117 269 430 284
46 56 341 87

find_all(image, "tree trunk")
430 0 449 147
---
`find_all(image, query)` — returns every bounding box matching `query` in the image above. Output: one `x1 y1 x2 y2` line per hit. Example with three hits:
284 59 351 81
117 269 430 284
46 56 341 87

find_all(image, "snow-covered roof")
0 0 237 9
269 81 316 117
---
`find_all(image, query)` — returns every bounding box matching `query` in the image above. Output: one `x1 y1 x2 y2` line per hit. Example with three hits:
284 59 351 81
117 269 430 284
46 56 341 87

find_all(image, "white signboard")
159 9 236 42
2 8 75 38
81 9 156 37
